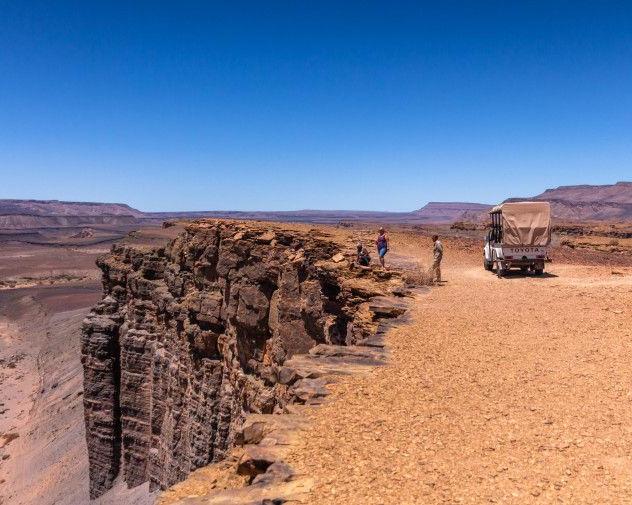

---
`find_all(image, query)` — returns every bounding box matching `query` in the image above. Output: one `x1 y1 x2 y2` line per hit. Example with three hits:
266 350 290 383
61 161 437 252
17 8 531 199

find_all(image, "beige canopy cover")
493 201 551 246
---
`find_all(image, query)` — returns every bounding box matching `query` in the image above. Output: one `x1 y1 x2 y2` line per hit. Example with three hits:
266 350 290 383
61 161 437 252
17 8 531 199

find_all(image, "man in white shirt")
431 235 443 283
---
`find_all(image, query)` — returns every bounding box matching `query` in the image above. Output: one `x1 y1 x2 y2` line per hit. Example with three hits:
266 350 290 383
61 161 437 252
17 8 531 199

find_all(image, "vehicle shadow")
497 270 558 279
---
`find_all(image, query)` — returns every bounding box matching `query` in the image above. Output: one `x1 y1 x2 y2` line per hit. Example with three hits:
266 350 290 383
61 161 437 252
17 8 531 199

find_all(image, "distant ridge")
411 202 492 223
3 182 632 230
0 198 490 229
505 181 632 221
534 181 632 205
0 199 144 217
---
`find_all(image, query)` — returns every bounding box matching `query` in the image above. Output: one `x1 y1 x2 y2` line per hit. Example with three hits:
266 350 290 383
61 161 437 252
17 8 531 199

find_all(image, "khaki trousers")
432 256 442 282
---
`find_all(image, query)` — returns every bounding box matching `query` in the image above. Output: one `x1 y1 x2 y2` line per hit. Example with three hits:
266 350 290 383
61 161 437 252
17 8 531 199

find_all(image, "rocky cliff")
81 221 395 499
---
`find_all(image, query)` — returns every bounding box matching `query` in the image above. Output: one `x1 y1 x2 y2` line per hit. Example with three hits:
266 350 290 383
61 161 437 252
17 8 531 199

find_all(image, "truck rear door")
502 246 547 260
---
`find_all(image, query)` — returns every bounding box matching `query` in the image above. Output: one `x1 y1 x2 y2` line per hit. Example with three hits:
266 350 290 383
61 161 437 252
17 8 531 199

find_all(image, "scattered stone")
331 252 345 263
368 297 407 318
276 366 298 385
236 446 278 480
391 286 412 297
256 231 276 244
291 378 329 404
239 421 267 446
0 433 19 448
252 462 294 485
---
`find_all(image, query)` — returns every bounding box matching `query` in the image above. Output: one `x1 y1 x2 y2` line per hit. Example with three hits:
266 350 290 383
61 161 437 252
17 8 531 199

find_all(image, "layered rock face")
81 221 381 499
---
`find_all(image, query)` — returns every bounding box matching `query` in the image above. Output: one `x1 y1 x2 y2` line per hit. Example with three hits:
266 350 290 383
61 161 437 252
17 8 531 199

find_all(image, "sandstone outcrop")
81 221 404 499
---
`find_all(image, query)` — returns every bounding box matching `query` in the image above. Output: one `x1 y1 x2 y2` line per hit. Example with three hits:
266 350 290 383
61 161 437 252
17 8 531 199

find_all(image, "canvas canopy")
491 202 551 246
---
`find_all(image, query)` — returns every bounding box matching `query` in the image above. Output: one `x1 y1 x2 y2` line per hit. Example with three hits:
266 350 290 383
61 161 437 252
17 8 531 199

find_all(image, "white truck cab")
483 201 551 277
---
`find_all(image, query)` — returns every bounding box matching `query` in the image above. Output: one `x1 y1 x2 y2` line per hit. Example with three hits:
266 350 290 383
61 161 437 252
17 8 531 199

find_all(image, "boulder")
236 446 277 479
331 252 345 263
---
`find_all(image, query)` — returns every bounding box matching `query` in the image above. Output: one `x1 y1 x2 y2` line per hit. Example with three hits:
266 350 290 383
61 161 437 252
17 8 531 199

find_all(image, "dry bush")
403 263 434 286
450 221 479 231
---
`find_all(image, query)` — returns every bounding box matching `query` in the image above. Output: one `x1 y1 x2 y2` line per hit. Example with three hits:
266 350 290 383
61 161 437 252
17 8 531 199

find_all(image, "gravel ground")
285 243 632 504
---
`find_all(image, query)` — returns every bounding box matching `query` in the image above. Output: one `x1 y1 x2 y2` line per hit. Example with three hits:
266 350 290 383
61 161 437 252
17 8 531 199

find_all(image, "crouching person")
356 242 371 266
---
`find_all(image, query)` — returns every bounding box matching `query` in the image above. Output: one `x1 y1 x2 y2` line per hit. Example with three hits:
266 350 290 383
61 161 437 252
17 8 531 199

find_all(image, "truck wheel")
534 268 544 275
484 259 493 271
497 261 504 278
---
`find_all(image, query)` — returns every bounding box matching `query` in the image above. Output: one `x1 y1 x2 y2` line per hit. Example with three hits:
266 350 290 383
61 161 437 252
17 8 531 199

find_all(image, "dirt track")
285 243 632 504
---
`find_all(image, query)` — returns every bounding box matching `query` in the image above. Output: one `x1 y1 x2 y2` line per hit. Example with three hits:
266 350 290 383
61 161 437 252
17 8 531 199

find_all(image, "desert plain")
1 213 632 504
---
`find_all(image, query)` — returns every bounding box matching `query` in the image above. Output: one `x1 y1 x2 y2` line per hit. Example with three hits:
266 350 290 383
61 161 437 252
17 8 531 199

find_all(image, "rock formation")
81 221 397 499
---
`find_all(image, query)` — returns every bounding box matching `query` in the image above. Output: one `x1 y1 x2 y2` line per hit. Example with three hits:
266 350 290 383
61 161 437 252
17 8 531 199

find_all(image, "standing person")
375 227 389 269
431 234 443 283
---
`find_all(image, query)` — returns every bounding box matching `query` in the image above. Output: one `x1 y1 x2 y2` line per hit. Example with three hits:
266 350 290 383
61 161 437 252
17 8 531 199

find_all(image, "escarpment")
81 221 405 499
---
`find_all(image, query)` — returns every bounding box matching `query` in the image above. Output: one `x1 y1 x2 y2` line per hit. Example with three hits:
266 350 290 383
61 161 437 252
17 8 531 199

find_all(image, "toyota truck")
483 201 551 277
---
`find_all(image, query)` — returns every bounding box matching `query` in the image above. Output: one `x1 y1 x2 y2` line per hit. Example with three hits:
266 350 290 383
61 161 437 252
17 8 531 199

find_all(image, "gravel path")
285 255 632 504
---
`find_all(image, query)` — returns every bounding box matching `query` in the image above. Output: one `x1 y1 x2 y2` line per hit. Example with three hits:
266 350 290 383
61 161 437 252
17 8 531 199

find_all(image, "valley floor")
284 246 632 504
0 227 177 505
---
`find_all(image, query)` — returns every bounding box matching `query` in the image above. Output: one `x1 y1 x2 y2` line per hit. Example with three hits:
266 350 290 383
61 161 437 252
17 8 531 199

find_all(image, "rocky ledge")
81 221 411 500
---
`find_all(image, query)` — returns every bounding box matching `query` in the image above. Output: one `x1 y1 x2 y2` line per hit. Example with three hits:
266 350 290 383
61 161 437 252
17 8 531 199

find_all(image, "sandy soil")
285 235 632 504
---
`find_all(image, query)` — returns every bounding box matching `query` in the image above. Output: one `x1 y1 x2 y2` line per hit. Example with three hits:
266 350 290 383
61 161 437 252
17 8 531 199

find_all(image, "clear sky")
1 1 632 212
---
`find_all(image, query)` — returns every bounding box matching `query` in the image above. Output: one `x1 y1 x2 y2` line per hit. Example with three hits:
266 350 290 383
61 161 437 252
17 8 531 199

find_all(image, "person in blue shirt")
375 227 389 269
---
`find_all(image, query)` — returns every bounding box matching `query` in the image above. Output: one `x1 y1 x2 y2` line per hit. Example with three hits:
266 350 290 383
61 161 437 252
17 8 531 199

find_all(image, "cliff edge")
81 220 405 499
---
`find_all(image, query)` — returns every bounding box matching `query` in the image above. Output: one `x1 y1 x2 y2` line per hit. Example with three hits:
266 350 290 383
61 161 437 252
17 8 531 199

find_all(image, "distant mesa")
535 181 632 204
2 181 632 231
0 199 489 229
412 202 493 223
507 181 632 221
0 199 145 217
0 199 145 230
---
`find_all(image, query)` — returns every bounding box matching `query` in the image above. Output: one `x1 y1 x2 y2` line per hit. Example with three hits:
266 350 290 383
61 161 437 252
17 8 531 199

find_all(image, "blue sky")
1 1 632 211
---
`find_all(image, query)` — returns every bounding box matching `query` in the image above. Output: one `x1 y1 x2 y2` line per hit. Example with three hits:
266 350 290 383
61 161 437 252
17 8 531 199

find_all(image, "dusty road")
286 246 632 504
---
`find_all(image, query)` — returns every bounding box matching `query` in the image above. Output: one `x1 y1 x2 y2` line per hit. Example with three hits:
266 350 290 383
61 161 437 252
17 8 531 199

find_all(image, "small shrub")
560 239 575 249
403 263 434 286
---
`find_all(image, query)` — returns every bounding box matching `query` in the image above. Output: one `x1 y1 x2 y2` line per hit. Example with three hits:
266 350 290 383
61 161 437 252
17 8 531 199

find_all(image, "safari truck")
483 201 551 277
